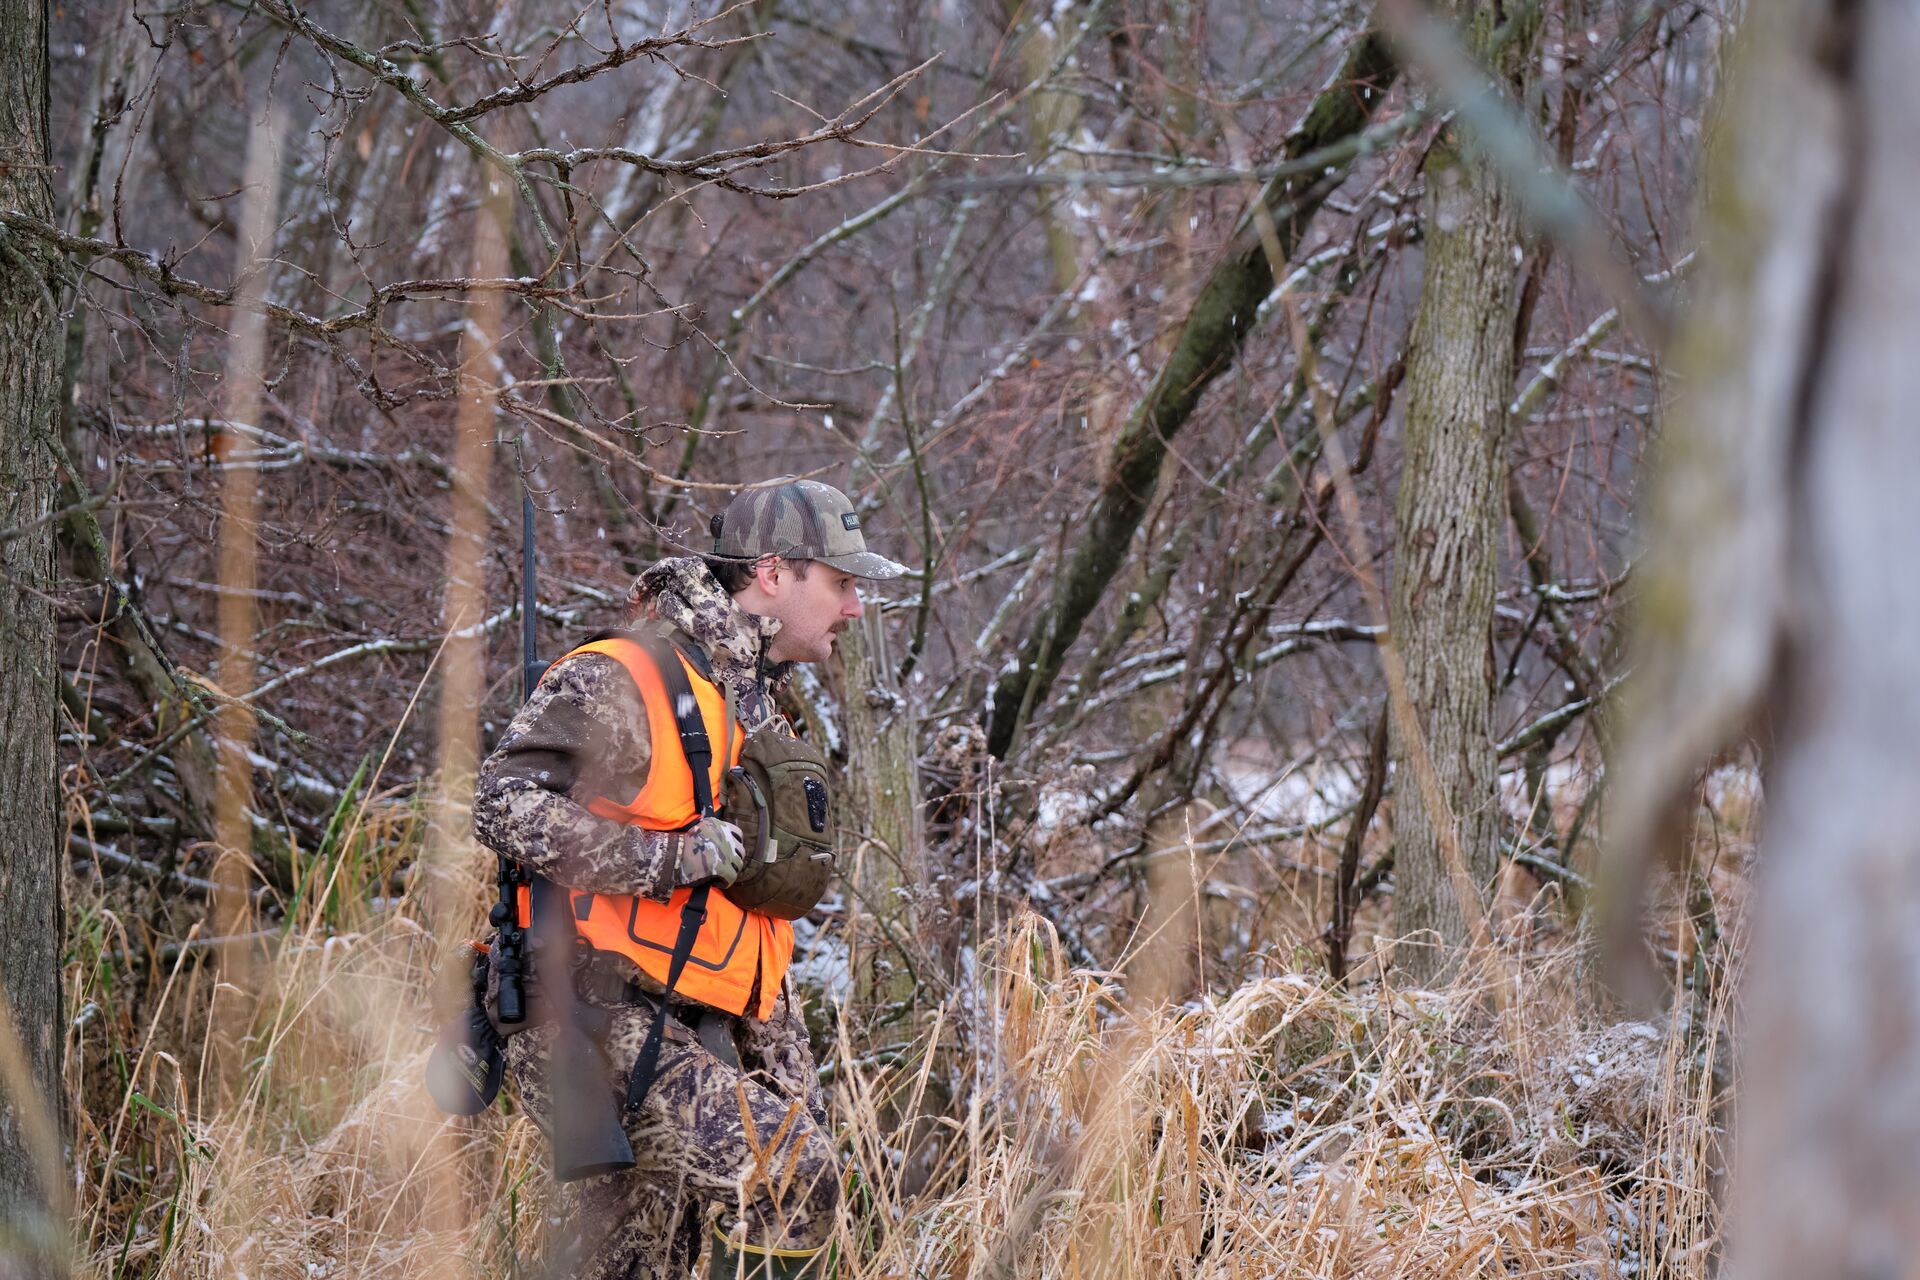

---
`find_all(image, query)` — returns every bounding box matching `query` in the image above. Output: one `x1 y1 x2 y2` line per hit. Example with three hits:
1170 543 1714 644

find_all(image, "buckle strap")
575 952 741 1070
573 959 703 1049
691 1009 742 1072
575 960 646 1009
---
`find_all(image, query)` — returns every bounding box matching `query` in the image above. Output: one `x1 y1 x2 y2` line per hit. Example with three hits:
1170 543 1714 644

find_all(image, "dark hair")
701 555 810 595
702 555 753 594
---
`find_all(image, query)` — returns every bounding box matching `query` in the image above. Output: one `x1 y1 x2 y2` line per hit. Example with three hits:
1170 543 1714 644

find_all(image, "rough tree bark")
838 611 921 1008
0 0 66 1264
1386 1 1536 983
984 20 1397 760
1607 2 1920 1273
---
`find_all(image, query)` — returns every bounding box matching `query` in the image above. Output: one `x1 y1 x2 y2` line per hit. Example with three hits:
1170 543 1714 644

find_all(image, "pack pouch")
721 725 835 919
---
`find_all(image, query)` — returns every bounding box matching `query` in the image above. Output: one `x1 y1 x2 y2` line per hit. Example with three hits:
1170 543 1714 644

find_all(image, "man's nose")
845 588 864 619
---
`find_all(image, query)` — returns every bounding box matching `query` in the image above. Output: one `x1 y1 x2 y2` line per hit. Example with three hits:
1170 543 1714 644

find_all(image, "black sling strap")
622 635 719 1115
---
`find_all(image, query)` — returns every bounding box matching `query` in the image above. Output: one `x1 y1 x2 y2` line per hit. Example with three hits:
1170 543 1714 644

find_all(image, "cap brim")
819 549 912 580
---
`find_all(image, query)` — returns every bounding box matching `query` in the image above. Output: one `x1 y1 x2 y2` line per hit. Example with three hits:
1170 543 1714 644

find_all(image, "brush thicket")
63 788 1730 1279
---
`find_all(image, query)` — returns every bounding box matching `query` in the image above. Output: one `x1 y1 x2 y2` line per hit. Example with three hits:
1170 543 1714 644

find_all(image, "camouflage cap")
712 479 909 580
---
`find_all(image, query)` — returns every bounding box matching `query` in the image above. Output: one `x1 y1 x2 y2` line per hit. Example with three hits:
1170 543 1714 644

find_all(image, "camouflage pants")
508 998 838 1280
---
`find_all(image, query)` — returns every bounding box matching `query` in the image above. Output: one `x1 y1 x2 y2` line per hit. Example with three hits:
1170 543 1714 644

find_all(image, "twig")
1329 710 1391 981
1495 671 1627 759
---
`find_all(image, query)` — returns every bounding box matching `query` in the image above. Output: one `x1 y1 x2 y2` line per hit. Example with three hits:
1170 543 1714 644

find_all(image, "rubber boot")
706 1231 828 1280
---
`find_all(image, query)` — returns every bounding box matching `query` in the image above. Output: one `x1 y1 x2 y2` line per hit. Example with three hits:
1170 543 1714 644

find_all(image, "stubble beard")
773 622 839 666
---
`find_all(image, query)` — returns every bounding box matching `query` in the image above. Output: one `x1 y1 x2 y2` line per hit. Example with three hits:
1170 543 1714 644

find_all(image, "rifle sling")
622 636 718 1116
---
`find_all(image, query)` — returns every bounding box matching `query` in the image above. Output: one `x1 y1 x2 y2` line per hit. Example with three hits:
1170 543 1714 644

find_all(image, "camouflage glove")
679 817 746 887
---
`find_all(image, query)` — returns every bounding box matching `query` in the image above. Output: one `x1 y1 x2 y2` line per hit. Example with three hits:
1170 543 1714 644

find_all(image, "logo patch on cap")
841 513 860 531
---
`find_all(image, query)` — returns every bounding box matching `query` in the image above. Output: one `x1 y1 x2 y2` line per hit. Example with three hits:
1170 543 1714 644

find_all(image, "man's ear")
750 554 785 595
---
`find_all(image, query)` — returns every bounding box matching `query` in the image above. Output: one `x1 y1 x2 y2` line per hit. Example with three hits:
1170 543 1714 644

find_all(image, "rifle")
427 485 636 1180
490 487 540 1032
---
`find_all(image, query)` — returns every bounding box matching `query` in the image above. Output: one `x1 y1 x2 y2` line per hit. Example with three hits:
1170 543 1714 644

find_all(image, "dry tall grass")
61 794 1732 1280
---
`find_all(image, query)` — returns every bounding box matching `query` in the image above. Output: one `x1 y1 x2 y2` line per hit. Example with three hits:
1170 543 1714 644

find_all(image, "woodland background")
3 0 1916 1276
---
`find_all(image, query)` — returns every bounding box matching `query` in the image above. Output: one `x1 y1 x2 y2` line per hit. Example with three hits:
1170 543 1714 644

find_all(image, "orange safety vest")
521 635 794 1019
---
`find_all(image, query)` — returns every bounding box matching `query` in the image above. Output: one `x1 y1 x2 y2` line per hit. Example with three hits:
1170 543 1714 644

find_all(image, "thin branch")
441 13 763 124
1495 671 1628 759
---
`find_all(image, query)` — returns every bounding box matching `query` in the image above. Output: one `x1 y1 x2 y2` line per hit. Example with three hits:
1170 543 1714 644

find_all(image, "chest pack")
623 620 837 920
722 725 835 919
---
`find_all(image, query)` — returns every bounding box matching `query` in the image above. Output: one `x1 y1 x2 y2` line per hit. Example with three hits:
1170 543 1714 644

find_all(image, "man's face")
761 562 865 665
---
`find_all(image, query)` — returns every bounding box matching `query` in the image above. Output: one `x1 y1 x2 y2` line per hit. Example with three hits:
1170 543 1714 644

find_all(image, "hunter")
472 479 906 1279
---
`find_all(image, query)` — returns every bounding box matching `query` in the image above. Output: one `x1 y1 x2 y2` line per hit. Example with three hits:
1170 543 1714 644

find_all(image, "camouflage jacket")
474 558 824 1124
472 557 794 902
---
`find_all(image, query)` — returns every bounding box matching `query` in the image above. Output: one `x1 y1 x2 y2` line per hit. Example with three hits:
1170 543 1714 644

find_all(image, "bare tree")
1384 0 1538 983
1607 1 1920 1272
0 0 64 1266
983 18 1398 761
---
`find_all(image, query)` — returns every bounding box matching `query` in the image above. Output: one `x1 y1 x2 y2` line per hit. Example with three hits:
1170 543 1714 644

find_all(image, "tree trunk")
1386 3 1534 984
1608 2 1920 1272
1002 0 1098 301
838 611 922 1010
0 0 66 1265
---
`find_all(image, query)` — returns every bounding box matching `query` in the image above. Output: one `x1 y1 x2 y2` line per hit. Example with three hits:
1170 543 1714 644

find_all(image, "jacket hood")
627 557 793 705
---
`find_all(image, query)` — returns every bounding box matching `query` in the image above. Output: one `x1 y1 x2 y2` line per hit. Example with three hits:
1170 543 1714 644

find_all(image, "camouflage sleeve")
739 975 829 1125
472 652 687 901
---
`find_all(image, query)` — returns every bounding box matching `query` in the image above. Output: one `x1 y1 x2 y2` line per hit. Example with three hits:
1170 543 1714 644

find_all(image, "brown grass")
830 911 1729 1279
59 799 1732 1279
